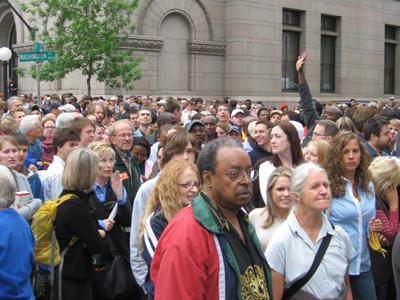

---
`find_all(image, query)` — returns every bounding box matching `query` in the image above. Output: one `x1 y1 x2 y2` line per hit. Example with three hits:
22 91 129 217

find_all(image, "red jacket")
150 193 273 300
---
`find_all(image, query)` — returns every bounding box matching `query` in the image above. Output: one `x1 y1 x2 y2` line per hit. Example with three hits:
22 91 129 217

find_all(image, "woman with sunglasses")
138 159 200 299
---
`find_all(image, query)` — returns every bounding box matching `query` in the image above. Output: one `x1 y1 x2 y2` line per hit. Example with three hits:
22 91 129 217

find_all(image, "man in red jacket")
151 138 273 299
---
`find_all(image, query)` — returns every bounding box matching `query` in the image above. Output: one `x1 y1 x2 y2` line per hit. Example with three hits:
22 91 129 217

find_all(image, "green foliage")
21 0 145 95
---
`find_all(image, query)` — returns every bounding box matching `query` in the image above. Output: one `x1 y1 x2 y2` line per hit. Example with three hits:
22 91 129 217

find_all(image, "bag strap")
50 193 80 300
282 223 335 300
104 233 120 258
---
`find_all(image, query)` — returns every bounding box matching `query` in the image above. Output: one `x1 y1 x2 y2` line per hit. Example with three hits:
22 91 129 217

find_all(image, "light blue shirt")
328 178 375 275
243 138 254 152
266 212 354 299
93 179 127 230
134 128 144 138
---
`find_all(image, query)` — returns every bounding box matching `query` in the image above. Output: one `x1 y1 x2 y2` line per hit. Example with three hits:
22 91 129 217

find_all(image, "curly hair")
137 160 200 253
262 167 293 229
323 132 372 198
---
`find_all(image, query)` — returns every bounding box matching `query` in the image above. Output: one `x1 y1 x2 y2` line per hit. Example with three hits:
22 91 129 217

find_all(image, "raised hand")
385 185 399 211
296 52 307 73
111 170 124 200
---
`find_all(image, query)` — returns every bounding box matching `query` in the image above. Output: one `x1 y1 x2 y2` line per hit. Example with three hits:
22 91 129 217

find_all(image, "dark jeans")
350 270 377 300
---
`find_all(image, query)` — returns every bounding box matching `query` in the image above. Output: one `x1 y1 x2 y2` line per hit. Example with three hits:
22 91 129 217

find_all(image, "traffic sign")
20 51 56 62
34 42 43 52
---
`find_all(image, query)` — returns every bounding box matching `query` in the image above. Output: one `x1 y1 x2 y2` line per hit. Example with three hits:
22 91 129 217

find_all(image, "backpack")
31 193 79 266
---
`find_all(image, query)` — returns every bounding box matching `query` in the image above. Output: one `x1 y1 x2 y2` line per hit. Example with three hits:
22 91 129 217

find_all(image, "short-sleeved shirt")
266 212 354 299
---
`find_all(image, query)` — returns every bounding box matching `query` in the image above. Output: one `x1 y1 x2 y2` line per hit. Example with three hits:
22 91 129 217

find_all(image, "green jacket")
111 144 141 205
192 192 274 300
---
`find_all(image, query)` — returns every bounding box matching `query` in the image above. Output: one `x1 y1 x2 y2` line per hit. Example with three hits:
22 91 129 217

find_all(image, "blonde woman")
368 156 400 299
138 160 200 299
303 139 329 166
1 115 19 135
249 167 293 252
55 148 106 300
388 119 400 155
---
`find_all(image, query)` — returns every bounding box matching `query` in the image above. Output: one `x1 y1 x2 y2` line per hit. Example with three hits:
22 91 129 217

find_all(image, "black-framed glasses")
312 132 327 138
213 168 258 182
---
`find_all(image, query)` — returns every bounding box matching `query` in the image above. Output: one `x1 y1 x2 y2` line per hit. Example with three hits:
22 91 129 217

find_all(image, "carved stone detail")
121 37 164 51
137 0 213 41
187 41 226 56
12 43 35 53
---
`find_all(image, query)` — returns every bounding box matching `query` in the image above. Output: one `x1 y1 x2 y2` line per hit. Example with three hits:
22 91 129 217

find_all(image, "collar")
193 191 249 234
287 211 335 242
94 179 109 190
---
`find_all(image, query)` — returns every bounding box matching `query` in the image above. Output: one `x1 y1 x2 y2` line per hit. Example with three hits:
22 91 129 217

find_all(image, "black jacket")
55 190 106 280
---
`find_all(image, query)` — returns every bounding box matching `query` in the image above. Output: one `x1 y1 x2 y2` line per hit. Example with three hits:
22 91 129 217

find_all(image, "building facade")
1 0 400 106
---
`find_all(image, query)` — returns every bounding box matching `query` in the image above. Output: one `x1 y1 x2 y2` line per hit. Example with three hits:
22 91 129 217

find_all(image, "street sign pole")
19 45 55 103
36 61 40 104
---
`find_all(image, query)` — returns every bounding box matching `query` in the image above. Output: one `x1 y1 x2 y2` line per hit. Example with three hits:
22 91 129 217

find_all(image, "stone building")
1 0 400 106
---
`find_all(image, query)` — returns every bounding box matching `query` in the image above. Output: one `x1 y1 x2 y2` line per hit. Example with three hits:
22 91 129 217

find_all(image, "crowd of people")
1 51 400 300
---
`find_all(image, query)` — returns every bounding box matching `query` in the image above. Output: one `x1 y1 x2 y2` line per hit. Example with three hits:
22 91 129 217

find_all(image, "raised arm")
296 51 320 133
296 52 307 84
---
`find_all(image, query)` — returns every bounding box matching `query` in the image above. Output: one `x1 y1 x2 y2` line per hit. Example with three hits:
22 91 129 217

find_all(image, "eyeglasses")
44 126 56 130
113 133 133 139
99 159 116 165
312 132 327 138
178 182 202 189
213 168 258 182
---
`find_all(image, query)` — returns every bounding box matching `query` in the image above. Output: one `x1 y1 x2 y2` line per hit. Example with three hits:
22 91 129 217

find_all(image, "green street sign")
34 42 43 52
20 51 56 62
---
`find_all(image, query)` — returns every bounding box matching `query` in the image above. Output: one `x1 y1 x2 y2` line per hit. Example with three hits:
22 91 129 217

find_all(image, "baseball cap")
227 125 241 135
231 109 244 117
186 120 205 132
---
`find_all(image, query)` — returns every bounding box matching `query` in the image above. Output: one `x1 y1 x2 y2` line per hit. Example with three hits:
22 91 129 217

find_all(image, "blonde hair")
1 115 19 135
306 139 329 166
61 148 99 191
88 141 115 160
137 160 200 253
390 119 400 130
369 156 400 199
0 135 18 150
263 167 293 228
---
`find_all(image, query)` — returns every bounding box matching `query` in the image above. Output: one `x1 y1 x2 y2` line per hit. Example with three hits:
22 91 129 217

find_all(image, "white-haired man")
20 115 43 170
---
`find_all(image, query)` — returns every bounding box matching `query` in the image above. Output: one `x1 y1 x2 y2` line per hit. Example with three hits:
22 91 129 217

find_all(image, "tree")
20 0 144 96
